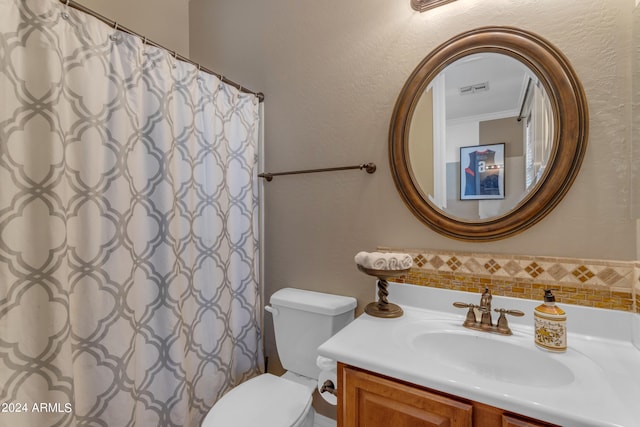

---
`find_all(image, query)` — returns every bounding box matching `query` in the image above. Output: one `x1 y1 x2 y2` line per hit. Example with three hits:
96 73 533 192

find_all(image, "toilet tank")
269 288 357 380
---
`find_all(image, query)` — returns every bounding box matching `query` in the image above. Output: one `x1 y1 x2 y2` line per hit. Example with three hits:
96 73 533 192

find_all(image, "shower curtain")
0 0 264 426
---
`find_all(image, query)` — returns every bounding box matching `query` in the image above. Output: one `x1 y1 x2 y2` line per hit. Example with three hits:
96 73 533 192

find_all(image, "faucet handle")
453 302 480 327
453 302 473 309
493 308 525 335
494 308 524 317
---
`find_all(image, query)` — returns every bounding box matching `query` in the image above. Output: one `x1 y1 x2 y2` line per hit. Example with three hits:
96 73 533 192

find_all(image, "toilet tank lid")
270 288 357 315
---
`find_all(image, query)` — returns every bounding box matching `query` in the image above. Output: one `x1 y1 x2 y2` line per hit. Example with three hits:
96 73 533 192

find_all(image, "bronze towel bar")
258 163 376 182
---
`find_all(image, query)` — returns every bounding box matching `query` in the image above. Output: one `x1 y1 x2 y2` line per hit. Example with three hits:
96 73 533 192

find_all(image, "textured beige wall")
73 0 190 57
189 1 637 394
188 0 265 94
634 3 640 231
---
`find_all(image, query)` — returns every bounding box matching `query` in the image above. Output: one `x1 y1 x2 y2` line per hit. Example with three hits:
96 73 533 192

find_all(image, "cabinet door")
502 415 552 427
339 364 473 427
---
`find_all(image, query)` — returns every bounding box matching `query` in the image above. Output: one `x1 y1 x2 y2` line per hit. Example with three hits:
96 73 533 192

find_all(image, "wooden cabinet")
339 362 472 427
338 363 557 427
502 415 554 427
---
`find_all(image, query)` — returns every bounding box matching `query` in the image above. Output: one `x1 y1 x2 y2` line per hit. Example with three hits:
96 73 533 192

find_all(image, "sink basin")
403 323 575 387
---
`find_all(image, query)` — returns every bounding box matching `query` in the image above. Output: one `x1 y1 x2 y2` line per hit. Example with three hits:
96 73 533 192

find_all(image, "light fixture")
411 0 457 12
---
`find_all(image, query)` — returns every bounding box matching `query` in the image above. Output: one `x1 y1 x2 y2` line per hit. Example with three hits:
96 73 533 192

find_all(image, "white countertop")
317 283 640 427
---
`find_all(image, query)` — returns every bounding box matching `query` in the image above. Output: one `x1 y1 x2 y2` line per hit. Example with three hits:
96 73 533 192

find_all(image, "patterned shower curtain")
0 0 264 426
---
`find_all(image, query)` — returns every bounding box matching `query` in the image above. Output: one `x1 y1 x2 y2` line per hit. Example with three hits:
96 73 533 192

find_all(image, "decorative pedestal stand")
357 265 410 318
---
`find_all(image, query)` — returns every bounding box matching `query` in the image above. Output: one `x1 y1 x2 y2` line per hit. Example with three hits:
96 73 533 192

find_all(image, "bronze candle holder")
357 264 410 318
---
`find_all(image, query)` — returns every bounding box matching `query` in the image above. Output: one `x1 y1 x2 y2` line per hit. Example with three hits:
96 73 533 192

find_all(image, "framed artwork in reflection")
460 143 505 200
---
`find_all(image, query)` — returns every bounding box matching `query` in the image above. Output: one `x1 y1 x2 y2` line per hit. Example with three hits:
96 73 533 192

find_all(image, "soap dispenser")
534 289 566 352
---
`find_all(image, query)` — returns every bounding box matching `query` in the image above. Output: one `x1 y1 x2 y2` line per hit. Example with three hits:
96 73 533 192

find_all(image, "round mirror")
390 27 588 241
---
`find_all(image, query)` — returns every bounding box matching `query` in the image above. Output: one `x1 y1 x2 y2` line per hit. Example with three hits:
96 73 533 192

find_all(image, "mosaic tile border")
379 248 640 313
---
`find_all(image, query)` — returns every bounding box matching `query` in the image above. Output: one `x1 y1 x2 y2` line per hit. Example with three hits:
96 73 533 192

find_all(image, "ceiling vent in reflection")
459 81 490 95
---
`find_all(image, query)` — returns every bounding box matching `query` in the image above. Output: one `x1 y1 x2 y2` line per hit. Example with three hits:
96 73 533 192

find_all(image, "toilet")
201 287 357 427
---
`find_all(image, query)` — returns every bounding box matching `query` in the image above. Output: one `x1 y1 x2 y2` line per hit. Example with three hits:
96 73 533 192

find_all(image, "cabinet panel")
339 363 473 427
502 414 551 427
471 403 554 427
337 363 558 427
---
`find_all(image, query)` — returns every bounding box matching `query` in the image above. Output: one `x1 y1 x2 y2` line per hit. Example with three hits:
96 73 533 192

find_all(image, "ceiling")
442 52 533 122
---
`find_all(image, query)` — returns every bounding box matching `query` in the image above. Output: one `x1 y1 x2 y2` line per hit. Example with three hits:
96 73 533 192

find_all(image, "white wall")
447 121 479 161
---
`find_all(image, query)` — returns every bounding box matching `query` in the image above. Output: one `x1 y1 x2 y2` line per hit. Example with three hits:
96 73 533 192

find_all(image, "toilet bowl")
201 288 356 427
201 373 316 427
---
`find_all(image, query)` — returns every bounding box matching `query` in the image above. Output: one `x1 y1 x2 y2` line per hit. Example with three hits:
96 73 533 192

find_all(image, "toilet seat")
201 373 313 427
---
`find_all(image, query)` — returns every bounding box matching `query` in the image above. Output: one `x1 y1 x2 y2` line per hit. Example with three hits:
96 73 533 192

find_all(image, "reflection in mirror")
408 53 554 220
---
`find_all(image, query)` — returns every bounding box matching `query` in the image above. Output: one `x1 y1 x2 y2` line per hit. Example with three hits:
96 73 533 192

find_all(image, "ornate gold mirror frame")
389 27 588 241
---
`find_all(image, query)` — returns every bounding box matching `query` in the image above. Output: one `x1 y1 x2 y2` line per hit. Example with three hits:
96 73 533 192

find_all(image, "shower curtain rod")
58 0 264 102
516 78 532 122
258 162 377 182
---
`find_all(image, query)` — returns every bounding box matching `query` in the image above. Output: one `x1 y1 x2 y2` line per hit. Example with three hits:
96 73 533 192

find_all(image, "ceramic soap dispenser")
534 289 567 352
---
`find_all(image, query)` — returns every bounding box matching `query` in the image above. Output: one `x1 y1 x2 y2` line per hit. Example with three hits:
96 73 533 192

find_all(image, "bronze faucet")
453 287 524 335
479 287 492 326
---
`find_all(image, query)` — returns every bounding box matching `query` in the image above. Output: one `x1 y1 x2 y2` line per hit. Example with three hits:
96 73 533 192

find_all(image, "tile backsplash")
379 247 640 313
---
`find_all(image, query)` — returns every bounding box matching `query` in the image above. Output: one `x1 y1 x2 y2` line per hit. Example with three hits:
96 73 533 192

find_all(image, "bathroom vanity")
317 283 640 427
339 363 555 427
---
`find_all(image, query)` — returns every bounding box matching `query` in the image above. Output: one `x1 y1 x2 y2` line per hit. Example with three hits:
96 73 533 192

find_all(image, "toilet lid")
202 374 312 427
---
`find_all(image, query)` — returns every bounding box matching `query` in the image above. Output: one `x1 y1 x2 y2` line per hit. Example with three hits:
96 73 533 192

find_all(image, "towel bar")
258 163 376 182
